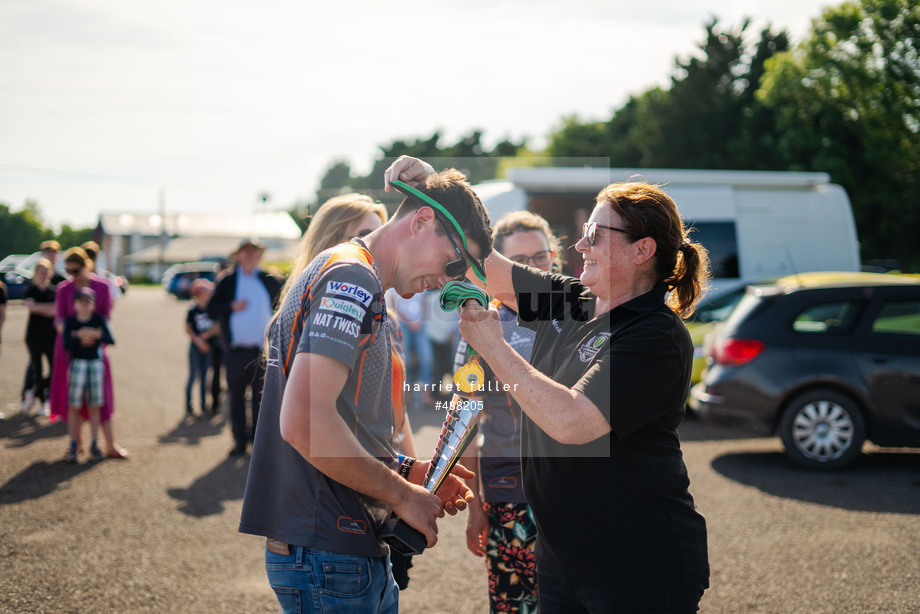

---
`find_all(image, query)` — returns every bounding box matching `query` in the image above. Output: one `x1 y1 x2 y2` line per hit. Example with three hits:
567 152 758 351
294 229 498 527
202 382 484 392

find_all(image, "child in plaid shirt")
62 287 115 462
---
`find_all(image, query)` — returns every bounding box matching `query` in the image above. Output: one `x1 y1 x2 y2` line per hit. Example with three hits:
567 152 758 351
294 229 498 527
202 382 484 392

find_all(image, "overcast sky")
0 0 833 230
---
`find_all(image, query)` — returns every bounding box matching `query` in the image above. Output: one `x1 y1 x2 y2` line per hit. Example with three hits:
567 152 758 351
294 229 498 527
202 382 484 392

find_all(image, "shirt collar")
616 283 669 314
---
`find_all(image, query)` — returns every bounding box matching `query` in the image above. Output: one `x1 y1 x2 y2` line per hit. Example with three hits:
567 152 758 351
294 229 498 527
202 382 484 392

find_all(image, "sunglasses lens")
445 259 467 278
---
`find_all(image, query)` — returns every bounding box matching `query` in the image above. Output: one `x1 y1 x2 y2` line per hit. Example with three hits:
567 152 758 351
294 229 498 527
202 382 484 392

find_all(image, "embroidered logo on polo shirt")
577 332 611 363
337 516 367 534
488 476 518 489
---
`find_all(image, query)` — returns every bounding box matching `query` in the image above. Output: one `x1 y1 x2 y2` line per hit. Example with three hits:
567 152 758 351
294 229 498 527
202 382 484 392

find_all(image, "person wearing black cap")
208 237 282 455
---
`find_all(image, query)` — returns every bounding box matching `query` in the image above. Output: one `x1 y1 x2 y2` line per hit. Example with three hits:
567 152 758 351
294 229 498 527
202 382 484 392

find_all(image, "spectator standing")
40 240 65 284
22 258 57 417
0 281 6 363
62 287 115 462
20 240 64 412
208 238 282 455
424 288 459 402
394 290 434 409
185 279 221 418
457 210 561 613
81 240 122 301
50 247 127 459
209 263 234 411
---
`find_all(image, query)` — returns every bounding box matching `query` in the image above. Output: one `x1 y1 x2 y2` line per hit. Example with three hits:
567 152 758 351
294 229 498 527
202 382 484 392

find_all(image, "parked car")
690 275 920 469
685 271 906 387
0 254 29 273
2 267 31 299
162 261 222 299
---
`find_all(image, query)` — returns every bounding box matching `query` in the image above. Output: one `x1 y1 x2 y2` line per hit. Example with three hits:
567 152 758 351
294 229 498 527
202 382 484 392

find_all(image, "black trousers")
224 346 264 447
537 568 707 614
27 334 56 403
210 345 224 406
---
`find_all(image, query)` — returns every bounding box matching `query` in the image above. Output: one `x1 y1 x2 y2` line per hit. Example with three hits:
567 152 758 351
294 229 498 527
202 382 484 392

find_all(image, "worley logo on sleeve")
320 297 366 321
326 281 374 306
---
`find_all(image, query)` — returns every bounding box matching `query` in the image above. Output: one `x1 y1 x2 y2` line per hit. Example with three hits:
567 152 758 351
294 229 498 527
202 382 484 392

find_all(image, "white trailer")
473 167 861 293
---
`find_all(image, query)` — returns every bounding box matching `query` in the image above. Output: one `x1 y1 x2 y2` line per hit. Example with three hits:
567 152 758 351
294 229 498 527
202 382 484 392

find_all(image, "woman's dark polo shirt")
511 263 709 590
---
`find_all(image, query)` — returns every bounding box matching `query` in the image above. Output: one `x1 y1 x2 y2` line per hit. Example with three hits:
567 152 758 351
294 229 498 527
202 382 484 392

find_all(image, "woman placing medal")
385 156 712 614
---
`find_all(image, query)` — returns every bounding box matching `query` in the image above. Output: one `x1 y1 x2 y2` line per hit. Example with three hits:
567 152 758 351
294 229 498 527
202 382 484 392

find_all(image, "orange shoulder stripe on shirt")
283 243 376 375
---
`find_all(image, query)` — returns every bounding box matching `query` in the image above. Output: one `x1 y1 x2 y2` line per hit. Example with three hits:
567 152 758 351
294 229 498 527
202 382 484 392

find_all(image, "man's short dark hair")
393 168 492 259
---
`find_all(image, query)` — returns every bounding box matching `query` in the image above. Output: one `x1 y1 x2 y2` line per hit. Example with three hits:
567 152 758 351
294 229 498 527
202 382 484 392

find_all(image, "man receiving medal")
239 163 491 613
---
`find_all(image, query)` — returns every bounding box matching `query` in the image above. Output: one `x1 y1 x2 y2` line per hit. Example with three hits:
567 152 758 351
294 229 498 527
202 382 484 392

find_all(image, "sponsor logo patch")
488 476 518 489
312 312 362 338
320 296 366 321
337 516 367 534
577 332 611 362
326 281 373 306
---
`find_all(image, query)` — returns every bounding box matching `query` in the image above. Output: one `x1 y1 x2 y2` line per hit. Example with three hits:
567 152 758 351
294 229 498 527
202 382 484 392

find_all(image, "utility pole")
157 187 166 280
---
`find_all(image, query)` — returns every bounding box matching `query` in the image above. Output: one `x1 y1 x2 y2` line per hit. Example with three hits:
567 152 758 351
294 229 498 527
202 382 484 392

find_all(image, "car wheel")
779 388 866 470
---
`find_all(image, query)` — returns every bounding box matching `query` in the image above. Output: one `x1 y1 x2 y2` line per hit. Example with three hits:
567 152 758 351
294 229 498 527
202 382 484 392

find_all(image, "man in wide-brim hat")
231 237 265 259
208 236 281 455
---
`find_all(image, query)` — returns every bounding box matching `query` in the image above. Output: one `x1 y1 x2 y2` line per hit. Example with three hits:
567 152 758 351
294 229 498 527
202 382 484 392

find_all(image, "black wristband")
398 456 415 479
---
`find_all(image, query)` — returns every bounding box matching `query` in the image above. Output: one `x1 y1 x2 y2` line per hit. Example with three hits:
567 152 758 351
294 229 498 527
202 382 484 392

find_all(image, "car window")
693 287 747 323
687 221 739 279
721 292 763 332
792 301 855 333
871 300 920 335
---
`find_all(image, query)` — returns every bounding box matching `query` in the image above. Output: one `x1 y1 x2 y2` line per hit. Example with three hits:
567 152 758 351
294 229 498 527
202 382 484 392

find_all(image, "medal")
453 353 485 396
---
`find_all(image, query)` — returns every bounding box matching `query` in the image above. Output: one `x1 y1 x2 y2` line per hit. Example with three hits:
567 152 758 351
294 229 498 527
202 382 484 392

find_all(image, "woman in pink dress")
50 247 128 459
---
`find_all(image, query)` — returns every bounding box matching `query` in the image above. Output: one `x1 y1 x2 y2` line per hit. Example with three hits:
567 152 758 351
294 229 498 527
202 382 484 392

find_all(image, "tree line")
309 0 919 270
0 200 94 261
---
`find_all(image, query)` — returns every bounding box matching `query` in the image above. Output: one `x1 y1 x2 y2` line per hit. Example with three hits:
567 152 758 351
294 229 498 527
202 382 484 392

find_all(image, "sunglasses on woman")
583 222 633 246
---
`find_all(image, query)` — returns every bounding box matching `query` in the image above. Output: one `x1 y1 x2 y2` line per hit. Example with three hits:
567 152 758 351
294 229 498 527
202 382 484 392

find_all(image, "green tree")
0 200 48 260
758 0 920 267
55 224 95 250
309 130 525 216
547 19 789 170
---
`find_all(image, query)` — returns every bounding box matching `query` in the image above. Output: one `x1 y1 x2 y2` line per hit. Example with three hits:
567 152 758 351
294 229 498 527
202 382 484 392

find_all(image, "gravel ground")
1 286 918 613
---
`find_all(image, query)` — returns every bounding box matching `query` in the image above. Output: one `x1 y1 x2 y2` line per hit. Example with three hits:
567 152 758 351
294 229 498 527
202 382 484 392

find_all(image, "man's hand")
384 156 435 191
231 299 248 312
389 482 444 549
407 461 475 516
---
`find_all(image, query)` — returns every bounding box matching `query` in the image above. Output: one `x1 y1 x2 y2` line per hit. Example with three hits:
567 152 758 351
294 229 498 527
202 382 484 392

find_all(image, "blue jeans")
185 343 212 412
265 546 399 614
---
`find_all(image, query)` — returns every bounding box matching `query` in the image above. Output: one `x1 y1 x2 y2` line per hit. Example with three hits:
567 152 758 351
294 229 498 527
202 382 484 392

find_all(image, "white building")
96 210 302 280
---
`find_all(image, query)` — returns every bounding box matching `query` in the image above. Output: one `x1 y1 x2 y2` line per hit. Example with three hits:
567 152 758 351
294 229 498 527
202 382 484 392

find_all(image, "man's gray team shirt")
239 244 396 557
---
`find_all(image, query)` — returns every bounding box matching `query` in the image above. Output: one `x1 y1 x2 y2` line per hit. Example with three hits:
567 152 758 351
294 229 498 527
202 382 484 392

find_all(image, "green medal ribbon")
439 280 490 395
438 280 490 312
